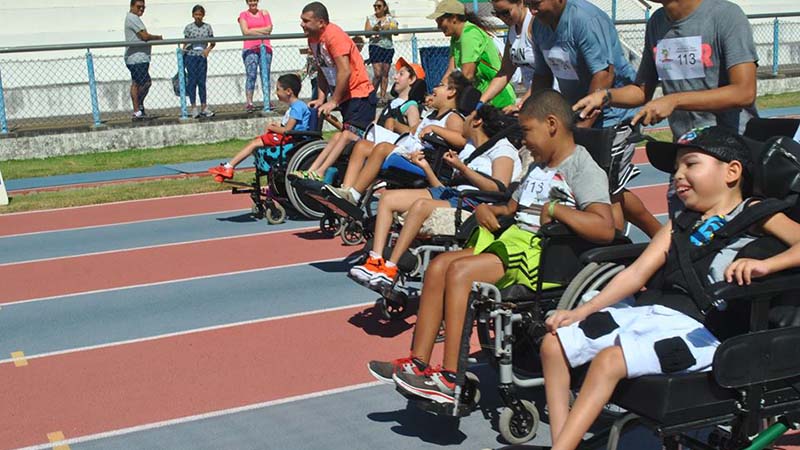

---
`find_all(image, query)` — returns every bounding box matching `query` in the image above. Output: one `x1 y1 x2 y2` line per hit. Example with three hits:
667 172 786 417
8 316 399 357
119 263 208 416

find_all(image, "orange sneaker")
208 164 234 180
349 255 385 283
369 262 398 288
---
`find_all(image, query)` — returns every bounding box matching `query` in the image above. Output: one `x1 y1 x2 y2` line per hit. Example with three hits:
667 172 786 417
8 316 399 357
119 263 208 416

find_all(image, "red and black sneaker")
393 366 457 404
367 355 427 384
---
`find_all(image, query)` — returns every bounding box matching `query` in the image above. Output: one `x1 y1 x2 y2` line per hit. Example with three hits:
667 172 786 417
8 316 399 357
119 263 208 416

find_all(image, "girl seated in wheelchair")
323 71 474 206
290 58 426 182
538 126 800 450
367 90 616 402
208 74 311 181
349 104 523 287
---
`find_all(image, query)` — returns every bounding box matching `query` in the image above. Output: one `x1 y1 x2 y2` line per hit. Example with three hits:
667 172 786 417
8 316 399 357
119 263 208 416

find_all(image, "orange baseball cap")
395 57 426 80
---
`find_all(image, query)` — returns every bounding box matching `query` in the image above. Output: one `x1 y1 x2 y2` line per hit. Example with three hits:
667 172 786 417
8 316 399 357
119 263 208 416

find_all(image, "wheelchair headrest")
751 136 800 201
457 87 482 116
307 107 321 132
408 79 428 105
744 117 800 143
572 126 617 173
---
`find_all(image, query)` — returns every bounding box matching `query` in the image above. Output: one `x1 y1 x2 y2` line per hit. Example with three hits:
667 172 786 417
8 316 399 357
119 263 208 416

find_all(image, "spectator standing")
124 0 162 120
238 0 274 112
365 0 398 104
183 4 215 118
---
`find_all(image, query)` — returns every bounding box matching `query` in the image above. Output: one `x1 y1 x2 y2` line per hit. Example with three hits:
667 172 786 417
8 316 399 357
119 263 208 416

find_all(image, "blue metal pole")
177 47 188 119
645 8 650 20
472 0 479 16
411 33 419 65
773 17 780 76
611 0 617 22
85 50 102 127
259 42 271 112
0 66 8 134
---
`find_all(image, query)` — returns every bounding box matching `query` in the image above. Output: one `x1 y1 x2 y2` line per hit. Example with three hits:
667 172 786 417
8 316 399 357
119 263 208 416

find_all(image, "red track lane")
633 147 648 165
0 229 350 304
0 305 467 449
0 192 253 237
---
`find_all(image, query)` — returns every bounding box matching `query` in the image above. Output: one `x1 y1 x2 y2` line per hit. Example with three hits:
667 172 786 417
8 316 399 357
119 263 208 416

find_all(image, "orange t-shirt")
309 23 373 102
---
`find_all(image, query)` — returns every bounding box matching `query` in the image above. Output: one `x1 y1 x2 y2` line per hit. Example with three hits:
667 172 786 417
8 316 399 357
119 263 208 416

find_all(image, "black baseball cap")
646 126 751 174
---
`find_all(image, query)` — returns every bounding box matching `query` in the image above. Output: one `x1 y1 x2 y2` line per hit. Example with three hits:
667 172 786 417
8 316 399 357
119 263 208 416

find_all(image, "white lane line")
0 191 231 217
0 225 318 267
12 380 384 450
0 208 256 239
0 255 350 309
0 297 373 365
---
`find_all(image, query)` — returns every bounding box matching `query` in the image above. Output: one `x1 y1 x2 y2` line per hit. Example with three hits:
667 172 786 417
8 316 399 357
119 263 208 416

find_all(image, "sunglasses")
492 8 511 18
373 4 384 8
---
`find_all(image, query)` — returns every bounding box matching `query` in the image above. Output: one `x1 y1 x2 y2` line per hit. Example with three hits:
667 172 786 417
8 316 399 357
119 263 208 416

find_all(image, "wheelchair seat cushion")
382 153 425 177
396 207 472 237
255 143 294 171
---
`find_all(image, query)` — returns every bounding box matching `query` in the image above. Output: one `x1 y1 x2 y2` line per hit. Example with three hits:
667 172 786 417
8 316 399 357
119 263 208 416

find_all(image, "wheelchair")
372 120 643 322
220 108 342 223
430 118 800 448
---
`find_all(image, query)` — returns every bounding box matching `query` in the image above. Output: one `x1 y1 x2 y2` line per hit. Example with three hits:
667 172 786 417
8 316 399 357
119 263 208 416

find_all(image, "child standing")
183 4 215 118
367 90 616 402
539 126 800 450
208 74 310 181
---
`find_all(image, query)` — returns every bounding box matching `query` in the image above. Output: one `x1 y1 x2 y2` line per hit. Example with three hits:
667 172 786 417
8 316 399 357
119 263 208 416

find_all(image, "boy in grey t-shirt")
124 0 162 119
574 0 758 139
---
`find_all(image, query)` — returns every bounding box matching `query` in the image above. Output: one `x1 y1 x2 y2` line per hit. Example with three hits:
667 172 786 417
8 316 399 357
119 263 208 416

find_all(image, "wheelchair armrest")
580 243 648 265
284 130 323 138
708 270 800 303
713 326 800 388
458 190 512 203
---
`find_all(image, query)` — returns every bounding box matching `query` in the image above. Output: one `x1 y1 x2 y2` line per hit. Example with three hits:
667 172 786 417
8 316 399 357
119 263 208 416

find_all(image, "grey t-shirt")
512 144 610 231
124 12 151 65
183 22 214 57
636 0 759 138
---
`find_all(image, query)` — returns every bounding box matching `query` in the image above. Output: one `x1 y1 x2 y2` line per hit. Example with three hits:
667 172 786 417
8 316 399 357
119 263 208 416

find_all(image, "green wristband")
548 200 558 218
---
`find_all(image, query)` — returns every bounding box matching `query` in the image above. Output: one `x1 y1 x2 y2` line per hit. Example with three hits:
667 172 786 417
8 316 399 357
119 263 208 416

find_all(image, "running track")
1 164 797 450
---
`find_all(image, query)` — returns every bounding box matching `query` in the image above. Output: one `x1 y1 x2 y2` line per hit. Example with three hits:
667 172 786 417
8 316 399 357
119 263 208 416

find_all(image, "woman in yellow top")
428 0 516 109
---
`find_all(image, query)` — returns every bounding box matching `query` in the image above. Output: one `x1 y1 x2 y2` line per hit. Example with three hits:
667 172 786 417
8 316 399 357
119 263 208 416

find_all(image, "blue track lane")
0 211 315 264
0 262 379 358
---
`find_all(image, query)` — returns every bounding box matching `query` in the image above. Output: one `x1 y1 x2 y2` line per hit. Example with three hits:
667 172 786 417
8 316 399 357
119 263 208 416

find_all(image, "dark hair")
440 9 494 34
374 0 387 7
302 2 329 23
447 71 473 102
475 105 522 147
130 0 144 6
277 74 302 97
192 4 205 14
519 89 573 128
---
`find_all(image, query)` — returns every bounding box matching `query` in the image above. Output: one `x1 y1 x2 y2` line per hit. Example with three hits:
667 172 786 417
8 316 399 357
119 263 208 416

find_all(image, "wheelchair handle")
322 113 343 131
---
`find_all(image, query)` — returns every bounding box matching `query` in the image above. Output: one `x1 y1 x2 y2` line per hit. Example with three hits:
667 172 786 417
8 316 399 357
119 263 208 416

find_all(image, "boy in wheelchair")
290 58 426 183
538 126 800 450
321 71 474 207
208 74 311 181
367 90 617 402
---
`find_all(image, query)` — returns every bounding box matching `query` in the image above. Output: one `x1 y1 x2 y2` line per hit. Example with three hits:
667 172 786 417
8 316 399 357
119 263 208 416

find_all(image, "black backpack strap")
671 216 718 315
712 199 789 242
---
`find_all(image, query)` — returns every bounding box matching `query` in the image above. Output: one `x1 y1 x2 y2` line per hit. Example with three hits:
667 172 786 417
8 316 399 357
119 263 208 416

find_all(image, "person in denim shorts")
124 0 162 120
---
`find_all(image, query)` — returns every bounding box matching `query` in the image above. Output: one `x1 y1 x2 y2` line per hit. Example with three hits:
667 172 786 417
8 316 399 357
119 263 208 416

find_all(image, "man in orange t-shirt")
301 1 377 130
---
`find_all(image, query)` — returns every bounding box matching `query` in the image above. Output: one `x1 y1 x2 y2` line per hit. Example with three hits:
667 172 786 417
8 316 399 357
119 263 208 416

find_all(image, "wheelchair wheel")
265 202 286 225
341 220 366 246
461 371 481 406
556 262 625 311
285 140 329 219
319 214 343 237
499 399 540 445
251 203 265 219
376 291 408 320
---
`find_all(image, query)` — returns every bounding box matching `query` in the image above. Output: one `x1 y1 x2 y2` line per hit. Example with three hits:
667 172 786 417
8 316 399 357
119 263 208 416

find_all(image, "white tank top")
507 10 536 87
394 110 461 154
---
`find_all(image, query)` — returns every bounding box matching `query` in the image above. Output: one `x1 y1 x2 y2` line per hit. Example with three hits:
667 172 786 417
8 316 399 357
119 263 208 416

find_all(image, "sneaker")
349 255 384 283
287 170 321 182
132 110 144 120
201 108 215 118
393 367 456 404
245 103 255 113
323 185 357 206
208 164 234 180
367 355 427 384
368 262 398 288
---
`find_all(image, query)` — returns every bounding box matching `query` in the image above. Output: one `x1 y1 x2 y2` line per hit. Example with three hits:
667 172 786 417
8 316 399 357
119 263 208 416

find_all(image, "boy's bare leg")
309 132 342 172
318 131 361 175
342 140 378 187
352 143 396 193
411 249 475 363
229 138 264 168
620 189 662 238
388 198 449 263
551 346 628 450
540 333 574 442
372 190 435 254
441 254 505 370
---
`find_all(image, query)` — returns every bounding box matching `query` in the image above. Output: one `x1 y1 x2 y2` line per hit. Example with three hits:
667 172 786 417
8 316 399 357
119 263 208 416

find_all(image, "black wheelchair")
428 118 800 449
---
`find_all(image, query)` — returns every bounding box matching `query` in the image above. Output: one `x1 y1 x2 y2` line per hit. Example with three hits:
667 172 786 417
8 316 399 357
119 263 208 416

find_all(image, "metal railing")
0 12 799 135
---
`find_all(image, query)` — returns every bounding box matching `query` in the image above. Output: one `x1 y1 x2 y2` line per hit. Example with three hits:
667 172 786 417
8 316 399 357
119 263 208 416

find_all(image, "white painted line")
0 297 373 365
0 208 255 240
12 380 384 450
0 254 349 308
0 225 318 268
0 190 231 217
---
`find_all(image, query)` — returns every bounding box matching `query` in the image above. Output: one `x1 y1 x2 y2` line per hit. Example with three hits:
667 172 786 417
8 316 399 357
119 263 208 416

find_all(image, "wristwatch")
601 89 612 107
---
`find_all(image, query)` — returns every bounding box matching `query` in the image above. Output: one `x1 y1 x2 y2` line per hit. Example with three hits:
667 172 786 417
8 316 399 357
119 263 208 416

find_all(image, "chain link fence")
1 12 799 135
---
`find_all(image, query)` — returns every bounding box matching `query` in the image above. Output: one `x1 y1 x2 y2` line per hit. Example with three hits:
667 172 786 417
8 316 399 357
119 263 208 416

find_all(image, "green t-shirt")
450 22 516 109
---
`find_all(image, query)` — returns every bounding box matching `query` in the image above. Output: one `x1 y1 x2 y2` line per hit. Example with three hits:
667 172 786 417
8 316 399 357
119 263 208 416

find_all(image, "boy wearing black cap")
538 126 800 450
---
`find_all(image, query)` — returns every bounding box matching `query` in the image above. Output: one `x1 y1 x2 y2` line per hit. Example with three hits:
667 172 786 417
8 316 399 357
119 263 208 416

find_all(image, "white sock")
385 260 396 268
369 251 382 260
349 188 362 202
224 163 233 169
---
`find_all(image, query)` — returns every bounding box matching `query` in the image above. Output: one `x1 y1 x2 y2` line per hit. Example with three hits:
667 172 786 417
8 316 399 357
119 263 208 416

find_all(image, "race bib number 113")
655 36 704 81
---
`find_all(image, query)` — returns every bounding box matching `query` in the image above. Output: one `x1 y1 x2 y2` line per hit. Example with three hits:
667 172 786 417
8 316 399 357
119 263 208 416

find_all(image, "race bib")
543 46 578 81
655 36 704 81
518 167 556 207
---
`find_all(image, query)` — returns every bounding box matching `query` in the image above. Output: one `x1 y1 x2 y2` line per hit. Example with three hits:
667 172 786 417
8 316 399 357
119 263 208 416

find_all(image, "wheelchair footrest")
396 387 476 417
